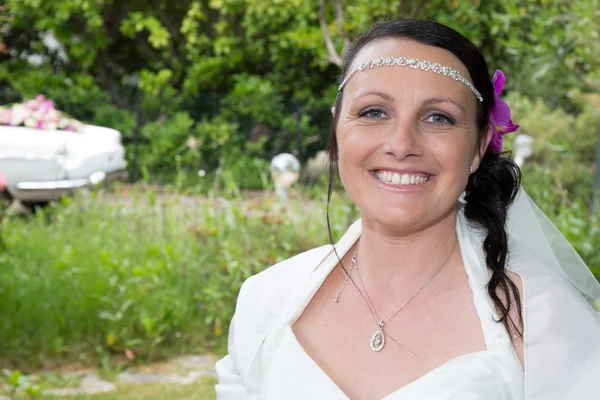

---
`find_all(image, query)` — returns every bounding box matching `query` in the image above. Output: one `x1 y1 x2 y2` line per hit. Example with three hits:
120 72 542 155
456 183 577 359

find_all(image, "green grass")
10 377 218 400
0 183 359 370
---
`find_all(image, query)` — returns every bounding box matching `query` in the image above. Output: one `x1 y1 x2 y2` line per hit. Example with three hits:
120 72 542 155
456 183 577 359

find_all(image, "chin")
362 207 425 233
359 199 457 234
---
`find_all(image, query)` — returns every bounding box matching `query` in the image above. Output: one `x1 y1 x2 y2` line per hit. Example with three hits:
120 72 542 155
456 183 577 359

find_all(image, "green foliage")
121 12 171 49
222 75 283 126
138 112 197 173
2 368 43 399
437 0 600 109
0 185 358 370
2 0 597 180
506 92 599 203
551 201 600 280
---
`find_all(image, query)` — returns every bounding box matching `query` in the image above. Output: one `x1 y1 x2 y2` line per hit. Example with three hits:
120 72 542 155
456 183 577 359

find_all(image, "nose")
381 119 423 160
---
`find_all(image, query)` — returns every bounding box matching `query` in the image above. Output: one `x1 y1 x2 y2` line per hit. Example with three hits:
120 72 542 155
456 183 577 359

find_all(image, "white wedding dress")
258 220 524 399
216 195 600 399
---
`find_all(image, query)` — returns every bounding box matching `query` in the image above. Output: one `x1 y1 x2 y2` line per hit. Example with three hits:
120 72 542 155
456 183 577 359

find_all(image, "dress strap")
456 212 514 349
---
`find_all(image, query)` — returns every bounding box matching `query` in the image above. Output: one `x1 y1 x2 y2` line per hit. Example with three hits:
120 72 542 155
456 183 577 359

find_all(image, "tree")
1 0 597 175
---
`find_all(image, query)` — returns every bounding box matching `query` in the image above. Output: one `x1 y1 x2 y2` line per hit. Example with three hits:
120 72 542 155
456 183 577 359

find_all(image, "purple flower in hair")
488 70 519 153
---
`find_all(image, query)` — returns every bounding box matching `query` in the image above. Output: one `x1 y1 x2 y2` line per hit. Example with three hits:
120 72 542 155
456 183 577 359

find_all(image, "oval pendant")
371 328 385 351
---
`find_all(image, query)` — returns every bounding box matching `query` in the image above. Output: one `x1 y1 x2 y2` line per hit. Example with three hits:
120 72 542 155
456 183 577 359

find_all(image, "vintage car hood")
0 124 127 187
0 124 123 158
0 126 69 158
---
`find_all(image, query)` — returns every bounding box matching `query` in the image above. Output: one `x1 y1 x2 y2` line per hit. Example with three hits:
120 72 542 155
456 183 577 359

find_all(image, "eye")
426 112 456 125
358 108 387 119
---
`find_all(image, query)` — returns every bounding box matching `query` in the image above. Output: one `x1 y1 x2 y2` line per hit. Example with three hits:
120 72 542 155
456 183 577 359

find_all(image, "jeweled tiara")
337 56 483 103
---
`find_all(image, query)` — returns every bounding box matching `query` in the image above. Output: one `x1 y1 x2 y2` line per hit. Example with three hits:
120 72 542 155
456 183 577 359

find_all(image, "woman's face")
336 38 490 234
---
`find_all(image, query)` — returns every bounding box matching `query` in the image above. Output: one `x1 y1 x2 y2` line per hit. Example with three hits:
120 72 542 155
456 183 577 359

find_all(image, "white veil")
507 188 600 301
504 187 600 399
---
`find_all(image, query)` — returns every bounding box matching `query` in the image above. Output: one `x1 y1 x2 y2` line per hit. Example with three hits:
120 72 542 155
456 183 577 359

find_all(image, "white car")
0 124 127 205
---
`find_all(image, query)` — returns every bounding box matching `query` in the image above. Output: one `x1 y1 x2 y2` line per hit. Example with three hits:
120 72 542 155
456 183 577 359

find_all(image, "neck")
356 208 459 299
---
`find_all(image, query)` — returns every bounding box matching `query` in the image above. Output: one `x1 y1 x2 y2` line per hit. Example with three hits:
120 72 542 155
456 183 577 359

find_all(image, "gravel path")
2 355 216 397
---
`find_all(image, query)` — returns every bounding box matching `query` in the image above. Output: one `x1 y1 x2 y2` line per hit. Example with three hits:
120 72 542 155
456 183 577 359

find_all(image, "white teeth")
375 171 429 186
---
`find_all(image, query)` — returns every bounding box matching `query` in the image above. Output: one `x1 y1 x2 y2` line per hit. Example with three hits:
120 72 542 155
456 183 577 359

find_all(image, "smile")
373 170 431 186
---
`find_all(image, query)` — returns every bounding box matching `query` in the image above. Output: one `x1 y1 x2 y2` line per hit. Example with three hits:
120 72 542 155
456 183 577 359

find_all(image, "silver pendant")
371 328 385 351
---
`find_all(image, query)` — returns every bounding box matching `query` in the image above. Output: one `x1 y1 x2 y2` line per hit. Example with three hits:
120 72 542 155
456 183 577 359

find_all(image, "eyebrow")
353 91 395 102
422 98 466 114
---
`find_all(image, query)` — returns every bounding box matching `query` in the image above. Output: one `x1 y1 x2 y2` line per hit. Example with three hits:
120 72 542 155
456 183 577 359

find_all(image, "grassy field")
5 377 218 400
0 184 359 371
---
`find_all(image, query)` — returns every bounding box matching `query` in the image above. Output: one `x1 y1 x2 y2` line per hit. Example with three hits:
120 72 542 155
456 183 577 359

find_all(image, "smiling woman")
215 19 600 400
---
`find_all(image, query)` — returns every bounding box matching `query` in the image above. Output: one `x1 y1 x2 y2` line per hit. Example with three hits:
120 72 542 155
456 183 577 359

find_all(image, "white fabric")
216 201 600 399
507 189 600 300
503 189 600 399
262 325 520 399
258 213 523 399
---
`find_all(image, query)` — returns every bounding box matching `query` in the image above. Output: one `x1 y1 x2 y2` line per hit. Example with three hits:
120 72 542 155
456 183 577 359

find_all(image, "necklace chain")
356 240 457 327
335 239 457 351
334 254 356 303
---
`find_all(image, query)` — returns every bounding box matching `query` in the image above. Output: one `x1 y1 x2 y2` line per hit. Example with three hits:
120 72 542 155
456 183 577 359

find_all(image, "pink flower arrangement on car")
0 95 85 132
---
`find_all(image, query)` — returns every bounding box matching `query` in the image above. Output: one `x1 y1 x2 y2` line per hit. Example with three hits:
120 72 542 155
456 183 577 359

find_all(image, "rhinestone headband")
337 56 483 103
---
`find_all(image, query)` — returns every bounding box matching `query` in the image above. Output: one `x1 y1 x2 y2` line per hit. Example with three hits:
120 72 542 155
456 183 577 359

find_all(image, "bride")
216 18 600 399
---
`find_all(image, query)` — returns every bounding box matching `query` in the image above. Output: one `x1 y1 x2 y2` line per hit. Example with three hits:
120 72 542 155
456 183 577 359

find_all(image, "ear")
470 122 494 173
331 106 336 117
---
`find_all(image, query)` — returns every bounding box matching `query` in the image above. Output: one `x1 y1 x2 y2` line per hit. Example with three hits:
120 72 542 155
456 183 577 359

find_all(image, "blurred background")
0 1 599 398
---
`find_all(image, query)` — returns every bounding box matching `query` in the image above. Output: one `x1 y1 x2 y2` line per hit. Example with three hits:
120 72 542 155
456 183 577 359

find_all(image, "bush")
505 92 599 204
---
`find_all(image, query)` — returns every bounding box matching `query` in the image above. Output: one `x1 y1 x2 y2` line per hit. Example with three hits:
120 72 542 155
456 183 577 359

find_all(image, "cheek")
442 138 477 185
337 128 365 167
336 139 357 185
336 130 373 191
337 123 383 157
426 133 475 181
